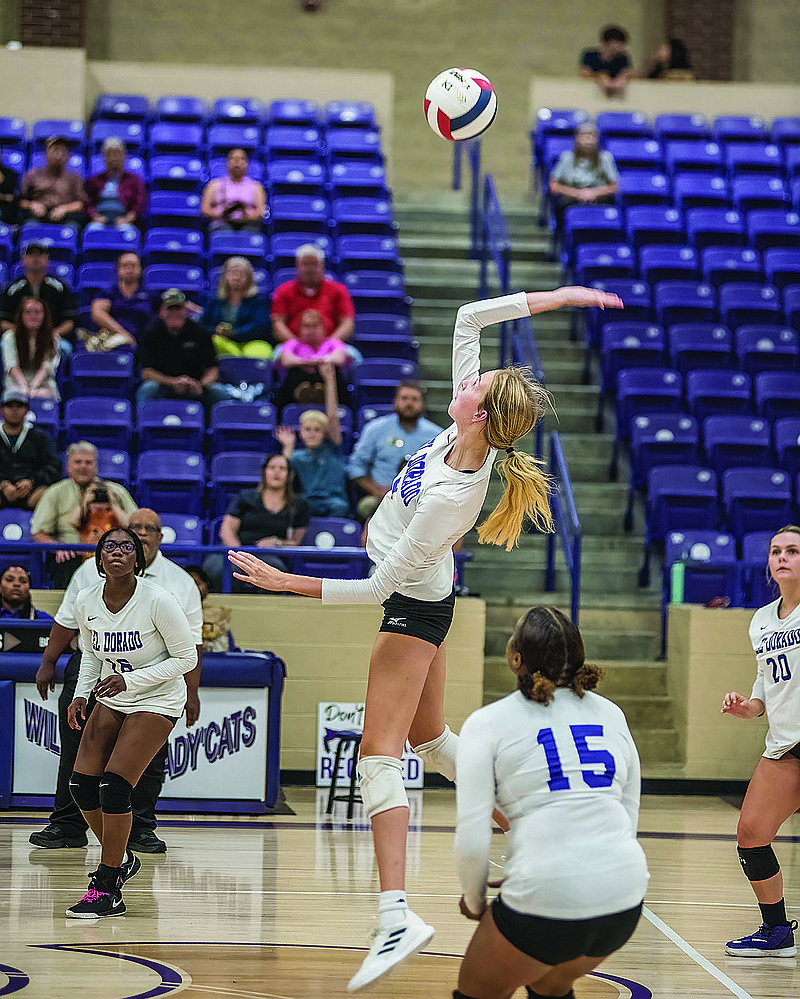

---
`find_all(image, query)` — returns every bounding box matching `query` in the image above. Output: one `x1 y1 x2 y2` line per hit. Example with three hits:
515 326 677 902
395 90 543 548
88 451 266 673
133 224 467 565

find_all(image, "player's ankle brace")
357 756 407 819
99 771 133 814
738 844 780 881
412 725 459 782
69 771 101 811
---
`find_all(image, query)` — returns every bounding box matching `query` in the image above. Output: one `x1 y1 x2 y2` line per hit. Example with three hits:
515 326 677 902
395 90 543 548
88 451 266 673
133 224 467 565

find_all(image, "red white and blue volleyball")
424 68 497 141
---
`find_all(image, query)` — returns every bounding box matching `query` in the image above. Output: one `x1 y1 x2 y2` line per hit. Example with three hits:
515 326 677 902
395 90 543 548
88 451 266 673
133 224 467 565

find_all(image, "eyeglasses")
130 524 161 534
102 539 135 554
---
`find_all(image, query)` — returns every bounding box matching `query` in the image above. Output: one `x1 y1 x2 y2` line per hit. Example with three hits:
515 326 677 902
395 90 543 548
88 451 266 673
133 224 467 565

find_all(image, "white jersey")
749 598 800 758
55 551 203 646
455 688 649 920
73 578 197 717
322 293 531 604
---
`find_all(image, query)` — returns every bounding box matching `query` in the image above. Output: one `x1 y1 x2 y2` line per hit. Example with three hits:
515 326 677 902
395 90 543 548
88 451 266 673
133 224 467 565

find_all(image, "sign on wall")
13 683 60 795
316 701 424 788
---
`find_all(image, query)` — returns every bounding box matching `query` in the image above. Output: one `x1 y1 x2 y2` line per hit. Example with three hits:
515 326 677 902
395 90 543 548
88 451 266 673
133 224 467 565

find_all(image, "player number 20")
536 724 616 791
767 654 792 683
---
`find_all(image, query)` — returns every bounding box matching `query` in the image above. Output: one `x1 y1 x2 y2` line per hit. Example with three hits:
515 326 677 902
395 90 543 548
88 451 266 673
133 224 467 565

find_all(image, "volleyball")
424 67 497 141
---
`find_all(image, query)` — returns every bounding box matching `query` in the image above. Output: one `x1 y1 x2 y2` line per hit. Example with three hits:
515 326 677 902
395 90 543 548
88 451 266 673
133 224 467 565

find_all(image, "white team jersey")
455 688 649 920
55 551 203 646
749 598 800 758
322 293 531 604
73 578 197 717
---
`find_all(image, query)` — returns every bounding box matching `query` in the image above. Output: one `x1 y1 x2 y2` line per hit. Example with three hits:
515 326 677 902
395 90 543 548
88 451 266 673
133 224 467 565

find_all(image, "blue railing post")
545 432 583 625
452 140 463 191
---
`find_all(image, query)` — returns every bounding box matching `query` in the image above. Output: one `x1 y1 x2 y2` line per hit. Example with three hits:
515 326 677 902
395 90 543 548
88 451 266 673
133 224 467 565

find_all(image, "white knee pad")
357 755 408 819
412 725 459 783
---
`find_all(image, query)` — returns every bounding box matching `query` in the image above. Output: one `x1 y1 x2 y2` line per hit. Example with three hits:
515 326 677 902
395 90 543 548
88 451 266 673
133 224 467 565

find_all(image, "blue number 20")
537 725 616 791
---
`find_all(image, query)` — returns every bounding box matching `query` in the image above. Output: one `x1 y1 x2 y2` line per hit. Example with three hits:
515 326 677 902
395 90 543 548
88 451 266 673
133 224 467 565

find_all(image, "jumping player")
722 524 800 957
65 527 197 918
228 287 623 989
454 606 648 999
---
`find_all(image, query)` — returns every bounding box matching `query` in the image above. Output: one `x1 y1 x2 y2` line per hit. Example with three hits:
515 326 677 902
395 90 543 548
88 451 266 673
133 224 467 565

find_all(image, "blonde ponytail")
476 366 554 551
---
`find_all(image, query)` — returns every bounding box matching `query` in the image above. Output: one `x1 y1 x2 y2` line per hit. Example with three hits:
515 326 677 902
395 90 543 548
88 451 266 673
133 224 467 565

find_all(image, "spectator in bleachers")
18 136 86 228
273 307 352 411
205 453 310 591
137 289 229 409
2 298 61 400
276 359 350 517
642 38 694 80
580 25 631 96
0 565 52 620
0 153 20 225
0 242 76 342
201 148 266 232
186 565 237 652
70 481 130 561
0 389 60 510
549 123 619 233
199 256 272 359
31 441 137 587
271 244 355 343
88 252 156 351
84 138 148 232
348 379 442 518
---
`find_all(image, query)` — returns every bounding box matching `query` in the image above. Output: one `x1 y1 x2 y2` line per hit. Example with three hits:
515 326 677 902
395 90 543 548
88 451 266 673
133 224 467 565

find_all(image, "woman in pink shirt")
274 308 353 412
201 148 266 232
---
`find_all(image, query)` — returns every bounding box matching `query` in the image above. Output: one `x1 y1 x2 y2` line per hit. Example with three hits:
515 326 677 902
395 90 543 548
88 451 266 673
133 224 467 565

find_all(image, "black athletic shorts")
785 743 800 761
491 895 643 965
379 589 456 648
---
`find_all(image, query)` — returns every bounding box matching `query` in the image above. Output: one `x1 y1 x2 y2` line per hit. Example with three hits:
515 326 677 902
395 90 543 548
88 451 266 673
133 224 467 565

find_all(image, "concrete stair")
396 196 680 771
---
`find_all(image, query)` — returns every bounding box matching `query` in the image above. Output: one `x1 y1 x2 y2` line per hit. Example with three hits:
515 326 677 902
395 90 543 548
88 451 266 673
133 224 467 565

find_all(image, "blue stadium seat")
354 314 412 339
595 111 651 138
722 466 791 540
269 232 333 270
335 235 401 273
64 397 132 450
10 260 73 285
673 174 729 211
208 230 267 268
82 226 141 263
616 367 683 442
327 162 389 198
343 270 408 314
29 150 86 179
143 228 204 266
143 264 206 302
145 191 203 229
210 451 264 516
755 371 800 421
664 529 738 608
264 126 323 160
628 413 700 505
92 94 150 121
772 117 800 146
639 246 698 284
352 333 417 361
216 356 272 391
148 123 204 156
725 143 784 178
654 280 716 326
599 322 665 396
586 279 652 353
646 465 718 538
702 415 771 475
324 101 376 129
137 450 206 515
785 284 800 329
603 138 662 170
149 156 206 193
626 206 684 248
700 247 762 288
785 147 800 180
31 119 85 152
686 369 751 420
159 513 205 547
206 124 261 158
269 195 330 235
740 531 778 607
617 171 671 207
331 197 395 236
17 223 78 264
29 398 60 439
280 403 354 433
774 418 800 478
654 113 710 142
0 116 27 154
562 205 624 261
209 401 277 454
137 400 205 452
352 358 418 406
747 210 800 252
326 129 382 162
732 176 789 213
735 326 799 376
268 100 319 127
212 98 266 125
718 283 781 328
664 141 723 175
686 208 745 249
96 448 131 488
69 351 135 399
574 244 636 285
356 403 395 432
713 116 767 144
667 323 733 373
1 149 26 173
89 121 145 154
306 517 361 548
764 248 800 289
267 159 326 196
154 97 208 123
0 509 36 576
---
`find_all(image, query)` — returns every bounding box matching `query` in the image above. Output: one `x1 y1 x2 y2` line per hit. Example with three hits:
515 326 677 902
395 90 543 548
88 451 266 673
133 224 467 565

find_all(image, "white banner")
163 688 268 800
316 701 424 788
13 683 61 794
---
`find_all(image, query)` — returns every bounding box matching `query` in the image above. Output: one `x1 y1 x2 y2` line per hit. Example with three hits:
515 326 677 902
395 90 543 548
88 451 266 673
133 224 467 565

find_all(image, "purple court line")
4 814 800 843
0 964 29 997
33 945 185 999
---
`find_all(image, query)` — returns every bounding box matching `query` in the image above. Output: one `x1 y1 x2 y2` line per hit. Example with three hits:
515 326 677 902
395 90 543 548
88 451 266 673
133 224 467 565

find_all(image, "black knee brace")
738 845 780 881
69 771 101 811
99 771 133 814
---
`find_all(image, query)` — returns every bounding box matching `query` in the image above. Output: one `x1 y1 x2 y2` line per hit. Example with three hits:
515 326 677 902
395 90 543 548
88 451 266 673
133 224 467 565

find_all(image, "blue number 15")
536 724 616 791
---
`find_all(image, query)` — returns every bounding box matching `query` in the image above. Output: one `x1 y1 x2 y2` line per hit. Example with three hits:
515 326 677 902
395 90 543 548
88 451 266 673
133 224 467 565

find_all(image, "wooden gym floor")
1 790 799 999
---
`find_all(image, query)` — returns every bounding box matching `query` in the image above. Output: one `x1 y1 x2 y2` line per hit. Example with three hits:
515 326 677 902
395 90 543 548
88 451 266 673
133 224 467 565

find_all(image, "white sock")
378 889 408 928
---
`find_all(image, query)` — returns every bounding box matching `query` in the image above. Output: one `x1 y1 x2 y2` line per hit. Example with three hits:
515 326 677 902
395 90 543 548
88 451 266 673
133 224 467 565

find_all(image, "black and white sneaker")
347 909 434 991
121 850 141 884
66 880 125 919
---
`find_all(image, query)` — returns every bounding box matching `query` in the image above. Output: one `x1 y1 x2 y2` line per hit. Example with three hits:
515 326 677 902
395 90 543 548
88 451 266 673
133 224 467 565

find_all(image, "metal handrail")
545 431 583 623
452 138 482 258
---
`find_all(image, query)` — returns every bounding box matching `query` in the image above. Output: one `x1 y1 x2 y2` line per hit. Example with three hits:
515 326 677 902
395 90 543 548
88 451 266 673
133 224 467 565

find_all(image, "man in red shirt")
271 244 355 343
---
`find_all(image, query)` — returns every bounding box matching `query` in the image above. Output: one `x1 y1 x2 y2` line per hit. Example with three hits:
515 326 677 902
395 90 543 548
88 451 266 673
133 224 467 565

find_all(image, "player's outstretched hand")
228 550 288 592
94 674 127 699
558 286 625 311
67 697 88 730
721 691 754 718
